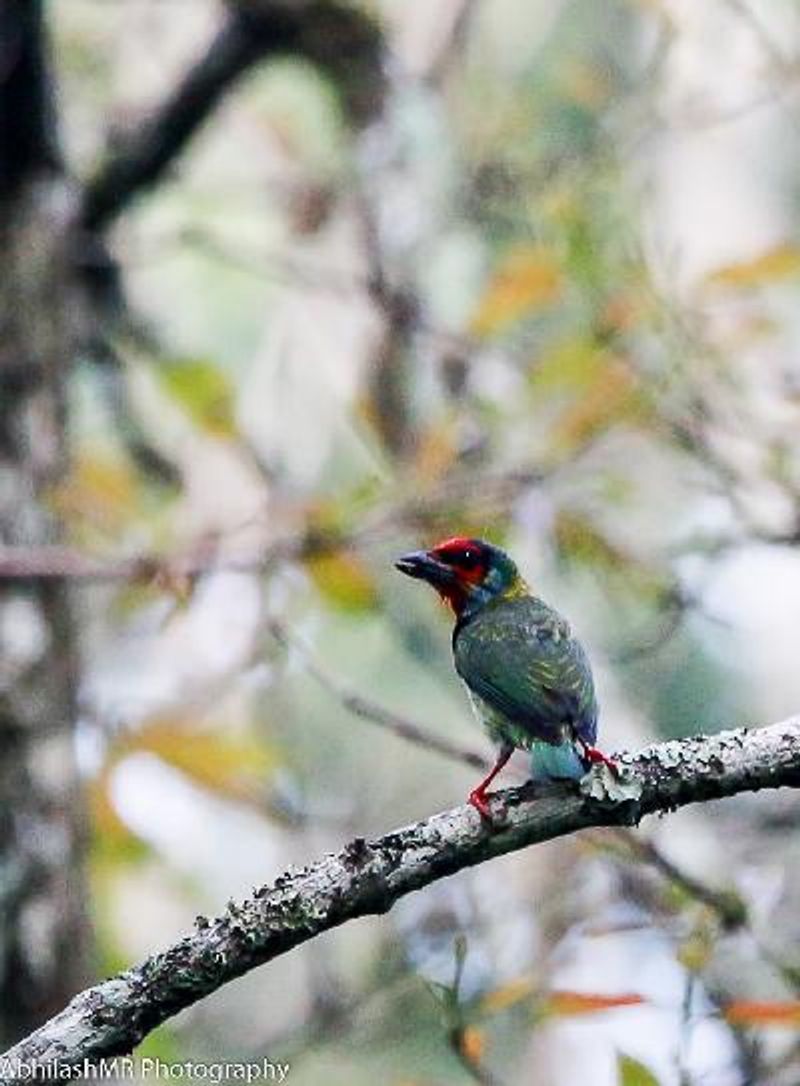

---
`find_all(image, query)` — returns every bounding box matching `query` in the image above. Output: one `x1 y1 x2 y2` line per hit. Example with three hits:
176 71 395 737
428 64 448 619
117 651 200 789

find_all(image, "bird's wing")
453 596 597 746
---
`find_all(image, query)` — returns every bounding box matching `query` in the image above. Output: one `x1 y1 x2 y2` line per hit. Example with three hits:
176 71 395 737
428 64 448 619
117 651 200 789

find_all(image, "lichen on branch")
2 717 799 1081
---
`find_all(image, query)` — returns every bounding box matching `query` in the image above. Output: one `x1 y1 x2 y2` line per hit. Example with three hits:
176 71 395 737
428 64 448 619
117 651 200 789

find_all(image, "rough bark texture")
0 0 90 1045
2 718 798 1077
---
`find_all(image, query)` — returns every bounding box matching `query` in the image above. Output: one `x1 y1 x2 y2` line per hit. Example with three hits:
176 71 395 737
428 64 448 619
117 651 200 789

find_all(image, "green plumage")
454 593 598 775
395 537 604 790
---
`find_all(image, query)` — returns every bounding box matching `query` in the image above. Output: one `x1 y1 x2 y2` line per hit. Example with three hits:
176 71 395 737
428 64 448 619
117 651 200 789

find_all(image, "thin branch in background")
0 462 554 585
80 10 270 232
424 0 479 89
611 588 691 664
607 829 748 932
3 716 800 1075
677 971 696 1086
79 1 384 232
127 220 477 365
590 822 800 1083
598 824 800 1010
446 935 505 1086
593 823 800 990
267 618 486 770
0 541 273 584
356 189 420 459
724 0 795 76
702 978 764 1086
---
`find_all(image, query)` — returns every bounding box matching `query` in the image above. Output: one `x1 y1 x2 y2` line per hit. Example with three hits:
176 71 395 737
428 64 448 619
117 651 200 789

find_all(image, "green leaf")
158 358 236 437
617 1053 661 1086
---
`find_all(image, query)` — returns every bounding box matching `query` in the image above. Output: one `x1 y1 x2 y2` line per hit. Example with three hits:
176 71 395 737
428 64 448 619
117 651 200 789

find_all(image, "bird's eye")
459 549 478 568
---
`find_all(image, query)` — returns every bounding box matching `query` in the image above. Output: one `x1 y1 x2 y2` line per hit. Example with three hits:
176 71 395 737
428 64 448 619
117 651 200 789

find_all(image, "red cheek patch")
436 583 467 613
459 563 487 585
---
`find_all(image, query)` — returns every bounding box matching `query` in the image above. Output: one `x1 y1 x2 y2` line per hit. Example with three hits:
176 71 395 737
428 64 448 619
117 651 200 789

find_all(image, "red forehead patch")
431 536 477 557
430 537 488 586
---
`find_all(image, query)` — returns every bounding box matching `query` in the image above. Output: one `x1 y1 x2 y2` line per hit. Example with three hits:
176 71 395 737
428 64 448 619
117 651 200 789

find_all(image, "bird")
395 536 616 818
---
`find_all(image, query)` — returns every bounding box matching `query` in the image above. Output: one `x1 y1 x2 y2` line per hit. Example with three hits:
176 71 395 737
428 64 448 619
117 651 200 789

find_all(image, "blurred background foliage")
9 0 800 1082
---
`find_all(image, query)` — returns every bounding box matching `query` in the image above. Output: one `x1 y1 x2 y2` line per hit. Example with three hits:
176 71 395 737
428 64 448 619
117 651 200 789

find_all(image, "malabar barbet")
395 536 616 818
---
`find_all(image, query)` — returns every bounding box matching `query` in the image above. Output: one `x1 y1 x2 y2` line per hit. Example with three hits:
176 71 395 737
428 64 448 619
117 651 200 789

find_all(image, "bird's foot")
468 745 513 822
468 788 493 821
581 743 618 775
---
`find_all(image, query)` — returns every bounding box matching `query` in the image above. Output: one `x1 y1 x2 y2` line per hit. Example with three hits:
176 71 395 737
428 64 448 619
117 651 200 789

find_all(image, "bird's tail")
530 739 585 782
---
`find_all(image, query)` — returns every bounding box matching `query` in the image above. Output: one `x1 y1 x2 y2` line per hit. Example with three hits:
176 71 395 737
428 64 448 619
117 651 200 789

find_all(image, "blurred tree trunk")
0 0 384 1047
0 0 89 1045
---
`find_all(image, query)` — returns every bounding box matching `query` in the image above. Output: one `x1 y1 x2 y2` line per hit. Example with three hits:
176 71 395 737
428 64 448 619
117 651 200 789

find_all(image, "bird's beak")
394 549 456 589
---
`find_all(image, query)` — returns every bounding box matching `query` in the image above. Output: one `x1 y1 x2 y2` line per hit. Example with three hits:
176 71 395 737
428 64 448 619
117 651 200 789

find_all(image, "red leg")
579 739 618 774
469 746 513 819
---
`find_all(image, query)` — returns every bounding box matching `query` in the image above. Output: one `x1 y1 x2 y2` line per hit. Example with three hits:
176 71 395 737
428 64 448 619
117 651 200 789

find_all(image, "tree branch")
267 617 487 770
0 465 550 585
2 718 799 1076
0 0 61 195
78 1 384 232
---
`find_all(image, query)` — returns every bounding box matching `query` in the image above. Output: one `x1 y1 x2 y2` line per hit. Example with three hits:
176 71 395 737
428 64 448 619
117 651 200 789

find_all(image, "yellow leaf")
544 990 646 1017
705 244 800 288
479 977 535 1015
617 1053 661 1086
50 453 140 541
724 1000 800 1027
530 336 608 393
88 774 148 857
305 550 379 612
677 934 713 973
471 245 562 337
129 716 275 806
158 358 236 437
